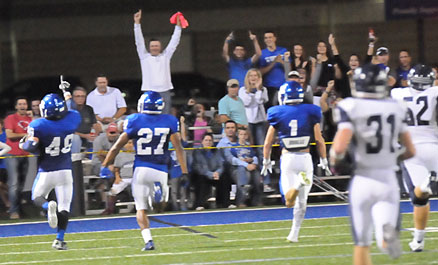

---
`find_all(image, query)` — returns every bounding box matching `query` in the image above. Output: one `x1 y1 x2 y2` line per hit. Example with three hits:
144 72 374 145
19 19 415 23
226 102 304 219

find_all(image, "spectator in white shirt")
133 9 184 114
238 68 268 148
86 75 127 128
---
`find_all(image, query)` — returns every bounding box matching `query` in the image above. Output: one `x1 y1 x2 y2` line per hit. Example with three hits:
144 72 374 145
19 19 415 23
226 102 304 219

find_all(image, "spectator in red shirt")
4 97 32 219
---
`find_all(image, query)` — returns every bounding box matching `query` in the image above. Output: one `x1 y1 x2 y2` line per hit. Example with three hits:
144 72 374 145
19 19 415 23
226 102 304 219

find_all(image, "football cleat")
409 239 424 252
141 240 155 251
286 233 298 243
52 239 68 250
382 224 401 259
47 201 58 229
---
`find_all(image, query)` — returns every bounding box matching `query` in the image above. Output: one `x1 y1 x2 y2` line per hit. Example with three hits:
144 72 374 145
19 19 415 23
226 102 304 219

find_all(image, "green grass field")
1 212 437 265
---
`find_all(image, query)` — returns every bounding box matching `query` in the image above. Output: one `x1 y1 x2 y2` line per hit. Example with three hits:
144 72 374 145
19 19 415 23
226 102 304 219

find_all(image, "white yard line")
2 242 438 265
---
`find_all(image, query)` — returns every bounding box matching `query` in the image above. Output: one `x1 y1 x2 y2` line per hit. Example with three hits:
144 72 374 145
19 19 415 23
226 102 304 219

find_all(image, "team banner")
385 0 438 20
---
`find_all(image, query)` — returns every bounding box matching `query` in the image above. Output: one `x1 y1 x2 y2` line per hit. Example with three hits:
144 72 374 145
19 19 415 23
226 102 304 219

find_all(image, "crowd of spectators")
1 18 435 218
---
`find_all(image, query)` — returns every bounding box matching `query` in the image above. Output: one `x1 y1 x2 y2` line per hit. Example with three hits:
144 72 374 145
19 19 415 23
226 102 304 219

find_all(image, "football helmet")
352 63 388 99
408 64 435 91
39 93 67 120
279 81 304 105
137 91 165 114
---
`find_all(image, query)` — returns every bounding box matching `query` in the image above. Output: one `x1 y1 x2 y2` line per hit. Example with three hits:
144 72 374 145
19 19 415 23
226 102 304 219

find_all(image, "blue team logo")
279 81 304 105
137 91 165 114
40 94 67 119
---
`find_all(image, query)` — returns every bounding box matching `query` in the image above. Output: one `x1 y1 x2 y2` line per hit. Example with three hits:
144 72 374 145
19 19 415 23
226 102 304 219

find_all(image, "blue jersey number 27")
137 128 170 155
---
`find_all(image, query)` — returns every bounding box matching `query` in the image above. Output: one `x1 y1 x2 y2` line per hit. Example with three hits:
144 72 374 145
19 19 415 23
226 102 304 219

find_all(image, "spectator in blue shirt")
222 31 262 87
230 128 262 207
218 79 248 129
259 30 288 106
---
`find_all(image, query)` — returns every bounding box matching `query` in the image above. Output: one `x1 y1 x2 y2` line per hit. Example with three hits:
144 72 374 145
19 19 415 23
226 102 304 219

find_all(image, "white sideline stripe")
2 198 437 227
7 199 431 227
2 246 130 256
0 213 438 241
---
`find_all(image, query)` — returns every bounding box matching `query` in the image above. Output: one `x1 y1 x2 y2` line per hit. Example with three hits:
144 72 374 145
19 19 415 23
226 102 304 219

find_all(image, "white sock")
414 229 425 242
419 178 432 194
141 229 152 243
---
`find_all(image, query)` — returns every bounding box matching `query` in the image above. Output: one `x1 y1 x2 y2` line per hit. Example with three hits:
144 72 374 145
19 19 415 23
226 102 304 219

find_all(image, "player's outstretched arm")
102 132 129 167
313 123 327 159
398 131 415 161
170 132 188 174
0 141 12 157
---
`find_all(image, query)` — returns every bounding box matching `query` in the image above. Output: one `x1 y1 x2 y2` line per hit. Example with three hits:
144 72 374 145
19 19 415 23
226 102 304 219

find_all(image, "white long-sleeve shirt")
134 24 181 92
238 86 269 124
0 141 12 157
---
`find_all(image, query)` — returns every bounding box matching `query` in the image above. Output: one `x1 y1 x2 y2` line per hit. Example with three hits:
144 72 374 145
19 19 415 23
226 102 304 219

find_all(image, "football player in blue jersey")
20 93 81 250
261 81 330 243
101 91 187 251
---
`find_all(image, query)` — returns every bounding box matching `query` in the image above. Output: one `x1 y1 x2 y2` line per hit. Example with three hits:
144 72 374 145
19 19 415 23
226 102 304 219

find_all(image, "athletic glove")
318 157 333 176
260 158 272 176
59 81 70 91
100 166 114 179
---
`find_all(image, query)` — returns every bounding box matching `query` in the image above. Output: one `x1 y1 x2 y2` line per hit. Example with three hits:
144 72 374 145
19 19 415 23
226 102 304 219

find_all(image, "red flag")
170 12 189 28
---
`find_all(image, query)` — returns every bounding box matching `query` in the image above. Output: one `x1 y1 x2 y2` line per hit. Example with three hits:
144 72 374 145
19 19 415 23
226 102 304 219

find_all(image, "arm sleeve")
89 106 97 124
115 89 127 108
123 117 136 138
192 151 214 179
218 99 229 116
215 154 225 174
4 116 14 131
255 89 268 104
364 54 372 64
163 25 182 58
134 24 148 60
266 108 278 127
227 148 249 167
334 55 349 74
310 63 322 89
238 88 253 106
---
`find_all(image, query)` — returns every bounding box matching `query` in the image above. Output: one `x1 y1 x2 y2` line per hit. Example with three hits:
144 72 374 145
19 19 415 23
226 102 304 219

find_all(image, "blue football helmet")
352 63 388 99
39 93 67 120
279 81 304 105
137 91 165 114
408 64 435 91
